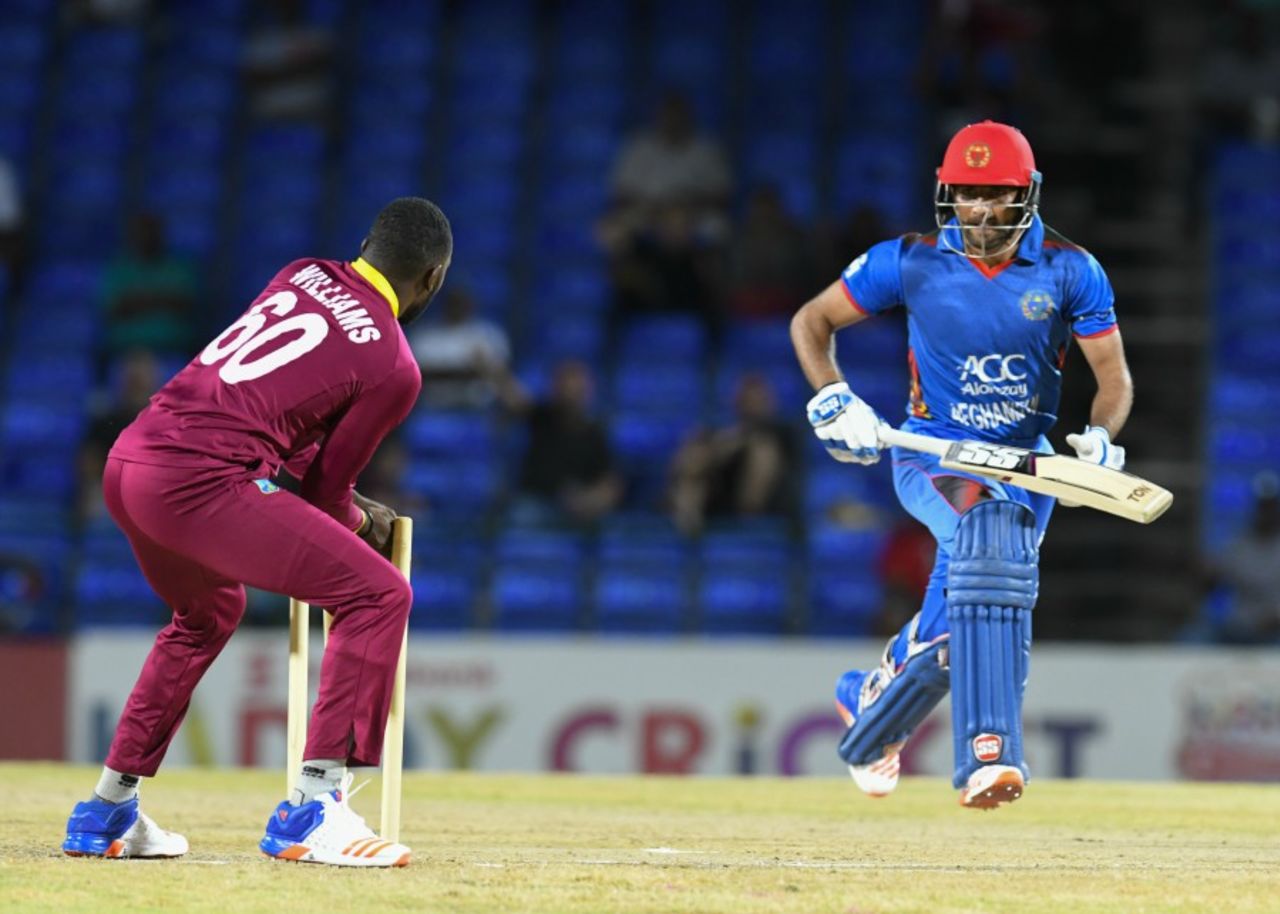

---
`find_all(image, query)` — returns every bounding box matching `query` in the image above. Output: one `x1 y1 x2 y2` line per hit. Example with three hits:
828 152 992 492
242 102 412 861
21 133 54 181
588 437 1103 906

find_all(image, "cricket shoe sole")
959 764 1024 810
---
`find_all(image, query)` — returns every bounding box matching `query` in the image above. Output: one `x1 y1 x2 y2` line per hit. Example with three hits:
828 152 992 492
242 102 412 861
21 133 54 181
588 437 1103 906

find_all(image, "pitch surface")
4 764 1276 913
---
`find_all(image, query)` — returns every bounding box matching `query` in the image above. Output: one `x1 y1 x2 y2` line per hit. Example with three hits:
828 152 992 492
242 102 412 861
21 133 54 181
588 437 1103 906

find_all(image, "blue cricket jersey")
840 215 1118 448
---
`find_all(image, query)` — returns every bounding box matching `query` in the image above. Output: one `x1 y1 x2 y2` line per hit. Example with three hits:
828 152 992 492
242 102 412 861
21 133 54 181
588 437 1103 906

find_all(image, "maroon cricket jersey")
111 258 422 531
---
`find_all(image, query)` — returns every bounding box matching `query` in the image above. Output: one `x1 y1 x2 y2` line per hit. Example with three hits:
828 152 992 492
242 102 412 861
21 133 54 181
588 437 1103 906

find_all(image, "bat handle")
877 426 952 457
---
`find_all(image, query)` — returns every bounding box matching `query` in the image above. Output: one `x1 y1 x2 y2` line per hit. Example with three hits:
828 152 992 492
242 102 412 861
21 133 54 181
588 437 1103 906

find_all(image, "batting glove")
806 381 885 465
1065 425 1125 471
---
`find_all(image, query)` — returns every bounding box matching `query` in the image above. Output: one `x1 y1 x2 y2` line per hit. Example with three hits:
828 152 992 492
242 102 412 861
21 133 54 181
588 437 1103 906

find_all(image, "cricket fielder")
790 121 1133 808
62 198 451 865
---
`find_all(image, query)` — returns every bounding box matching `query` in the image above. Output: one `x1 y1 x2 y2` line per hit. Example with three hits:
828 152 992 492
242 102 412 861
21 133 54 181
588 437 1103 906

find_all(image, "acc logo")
964 143 991 168
1020 289 1056 321
972 733 1003 763
960 353 1027 383
253 479 281 494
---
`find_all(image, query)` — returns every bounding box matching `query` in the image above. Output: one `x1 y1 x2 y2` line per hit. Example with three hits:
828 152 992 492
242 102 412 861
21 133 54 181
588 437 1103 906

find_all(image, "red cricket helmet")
934 120 1042 256
937 120 1038 187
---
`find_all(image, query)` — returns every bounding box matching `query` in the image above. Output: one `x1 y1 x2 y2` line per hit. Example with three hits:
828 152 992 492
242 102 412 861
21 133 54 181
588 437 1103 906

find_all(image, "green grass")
3 763 1277 914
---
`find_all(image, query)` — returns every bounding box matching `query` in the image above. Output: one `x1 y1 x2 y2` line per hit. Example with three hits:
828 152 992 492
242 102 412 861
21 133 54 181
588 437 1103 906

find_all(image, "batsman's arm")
789 279 872 391
1076 328 1133 440
299 360 420 531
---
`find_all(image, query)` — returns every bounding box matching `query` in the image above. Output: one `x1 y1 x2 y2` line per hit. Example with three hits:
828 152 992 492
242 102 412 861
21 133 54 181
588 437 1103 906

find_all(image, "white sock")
292 759 346 805
95 767 141 804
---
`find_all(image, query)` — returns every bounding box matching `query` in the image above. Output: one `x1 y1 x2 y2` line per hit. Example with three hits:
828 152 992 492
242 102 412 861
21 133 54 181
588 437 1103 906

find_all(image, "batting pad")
946 499 1038 788
837 636 950 767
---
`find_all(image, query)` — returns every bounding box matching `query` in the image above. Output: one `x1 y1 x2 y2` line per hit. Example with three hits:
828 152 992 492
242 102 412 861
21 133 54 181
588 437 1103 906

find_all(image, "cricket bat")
879 427 1173 524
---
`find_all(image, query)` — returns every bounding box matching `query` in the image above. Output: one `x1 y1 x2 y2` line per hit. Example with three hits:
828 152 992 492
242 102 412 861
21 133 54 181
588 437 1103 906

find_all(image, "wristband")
354 508 372 536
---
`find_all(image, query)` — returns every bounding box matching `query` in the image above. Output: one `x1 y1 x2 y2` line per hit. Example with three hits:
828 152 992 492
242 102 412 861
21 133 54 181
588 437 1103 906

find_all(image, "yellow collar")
351 257 399 318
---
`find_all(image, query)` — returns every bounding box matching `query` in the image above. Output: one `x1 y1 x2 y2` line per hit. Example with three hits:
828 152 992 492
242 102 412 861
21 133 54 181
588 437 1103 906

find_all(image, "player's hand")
352 491 396 556
1065 425 1125 471
806 381 885 465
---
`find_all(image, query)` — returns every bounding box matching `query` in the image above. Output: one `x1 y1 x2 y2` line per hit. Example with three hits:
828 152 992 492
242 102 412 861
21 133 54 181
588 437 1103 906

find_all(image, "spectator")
607 90 732 227
1204 472 1280 644
668 374 795 536
813 203 889 286
600 91 732 337
100 213 198 363
510 360 623 529
1199 9 1280 142
726 185 812 320
242 0 335 124
408 287 515 409
608 200 725 336
78 350 162 523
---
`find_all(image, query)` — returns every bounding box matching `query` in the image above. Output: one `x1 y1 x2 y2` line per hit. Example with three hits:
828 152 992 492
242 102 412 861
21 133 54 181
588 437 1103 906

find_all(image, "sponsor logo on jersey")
950 397 1040 431
957 353 1029 398
253 479 281 494
1020 289 1056 321
973 733 1003 763
964 143 991 168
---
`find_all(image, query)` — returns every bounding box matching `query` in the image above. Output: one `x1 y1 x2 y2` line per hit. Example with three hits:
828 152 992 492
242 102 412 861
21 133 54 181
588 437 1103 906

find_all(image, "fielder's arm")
789 279 872 390
299 359 420 534
1075 329 1133 440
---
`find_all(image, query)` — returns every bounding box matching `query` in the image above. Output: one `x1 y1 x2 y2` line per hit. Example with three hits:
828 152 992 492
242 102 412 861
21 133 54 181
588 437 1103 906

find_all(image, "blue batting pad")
947 500 1038 787
836 630 950 766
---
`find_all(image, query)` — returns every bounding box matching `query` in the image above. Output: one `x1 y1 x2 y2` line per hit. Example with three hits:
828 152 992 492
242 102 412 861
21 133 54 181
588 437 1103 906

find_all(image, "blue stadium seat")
700 523 792 569
698 570 789 635
594 563 687 633
807 572 883 637
598 531 689 565
1210 426 1280 466
808 525 888 566
491 561 582 631
0 402 84 449
74 560 168 627
65 27 144 70
528 314 605 363
402 458 503 516
495 530 586 564
619 316 707 360
3 350 93 398
612 364 705 412
0 25 49 69
610 413 698 492
533 267 609 315
409 566 477 630
0 453 77 500
402 411 498 458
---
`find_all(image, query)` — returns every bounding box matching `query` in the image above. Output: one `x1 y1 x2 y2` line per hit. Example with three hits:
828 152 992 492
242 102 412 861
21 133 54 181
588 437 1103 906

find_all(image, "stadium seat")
698 570 790 635
807 573 883 637
491 561 583 632
594 563 688 634
409 566 478 630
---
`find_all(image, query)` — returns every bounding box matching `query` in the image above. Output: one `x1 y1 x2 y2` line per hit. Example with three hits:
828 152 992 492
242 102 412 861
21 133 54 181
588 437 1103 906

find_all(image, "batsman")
791 121 1133 808
61 198 451 864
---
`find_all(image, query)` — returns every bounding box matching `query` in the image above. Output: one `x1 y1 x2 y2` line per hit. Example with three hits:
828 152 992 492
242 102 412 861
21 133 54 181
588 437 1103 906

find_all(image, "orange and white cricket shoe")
958 764 1025 810
260 775 410 867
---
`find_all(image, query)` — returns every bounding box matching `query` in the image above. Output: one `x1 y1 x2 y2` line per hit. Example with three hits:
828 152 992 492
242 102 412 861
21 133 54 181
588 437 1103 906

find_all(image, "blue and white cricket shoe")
835 670 904 798
260 775 410 867
62 797 189 858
